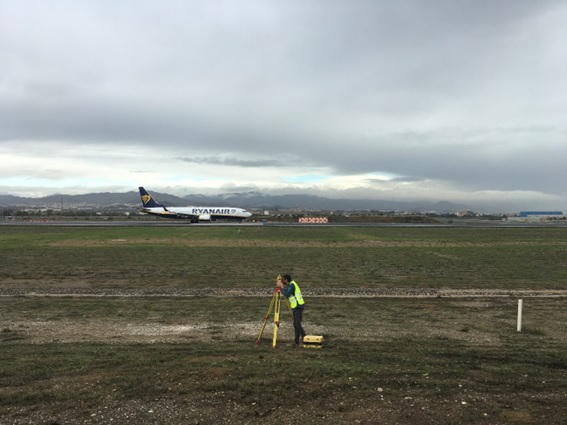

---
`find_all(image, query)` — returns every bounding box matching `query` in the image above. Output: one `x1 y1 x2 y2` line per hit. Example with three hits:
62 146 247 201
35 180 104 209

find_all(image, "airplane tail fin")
139 187 164 208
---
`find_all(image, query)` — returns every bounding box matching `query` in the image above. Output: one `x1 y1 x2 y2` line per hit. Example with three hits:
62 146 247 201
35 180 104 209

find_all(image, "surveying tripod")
256 275 294 348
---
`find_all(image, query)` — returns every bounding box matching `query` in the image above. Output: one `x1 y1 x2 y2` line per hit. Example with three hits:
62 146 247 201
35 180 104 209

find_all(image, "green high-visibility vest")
289 281 305 309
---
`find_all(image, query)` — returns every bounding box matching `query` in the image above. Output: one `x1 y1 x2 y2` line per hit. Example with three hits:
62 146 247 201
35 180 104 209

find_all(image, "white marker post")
517 299 523 332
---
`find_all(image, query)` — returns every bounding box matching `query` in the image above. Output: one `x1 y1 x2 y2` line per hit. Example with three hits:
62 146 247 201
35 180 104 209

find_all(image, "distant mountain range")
0 190 471 213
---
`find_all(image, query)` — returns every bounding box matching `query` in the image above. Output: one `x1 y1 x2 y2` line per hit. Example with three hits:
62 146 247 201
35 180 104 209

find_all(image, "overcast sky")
1 0 566 211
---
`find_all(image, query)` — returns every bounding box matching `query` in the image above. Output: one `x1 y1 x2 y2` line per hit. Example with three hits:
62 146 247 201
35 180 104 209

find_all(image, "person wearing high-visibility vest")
278 274 306 347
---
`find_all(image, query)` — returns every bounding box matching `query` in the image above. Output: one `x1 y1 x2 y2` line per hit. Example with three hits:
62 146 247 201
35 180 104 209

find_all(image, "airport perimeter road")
1 219 566 228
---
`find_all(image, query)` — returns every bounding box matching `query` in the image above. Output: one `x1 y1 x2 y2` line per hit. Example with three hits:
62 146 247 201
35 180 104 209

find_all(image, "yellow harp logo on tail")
142 195 151 205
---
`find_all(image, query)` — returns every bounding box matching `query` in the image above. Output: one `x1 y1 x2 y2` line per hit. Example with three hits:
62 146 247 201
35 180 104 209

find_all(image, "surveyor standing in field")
278 274 306 347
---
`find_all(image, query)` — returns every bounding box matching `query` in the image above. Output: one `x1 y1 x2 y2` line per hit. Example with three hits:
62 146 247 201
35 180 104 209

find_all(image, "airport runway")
1 219 566 228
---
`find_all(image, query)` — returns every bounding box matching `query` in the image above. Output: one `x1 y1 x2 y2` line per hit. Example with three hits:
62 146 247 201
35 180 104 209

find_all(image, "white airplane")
139 187 252 222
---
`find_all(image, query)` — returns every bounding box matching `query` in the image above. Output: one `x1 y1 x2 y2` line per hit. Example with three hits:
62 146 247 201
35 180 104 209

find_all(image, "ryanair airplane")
139 187 252 222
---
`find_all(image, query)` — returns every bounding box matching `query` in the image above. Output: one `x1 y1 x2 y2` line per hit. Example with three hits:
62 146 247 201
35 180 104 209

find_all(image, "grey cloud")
177 156 284 168
389 177 426 183
1 0 566 209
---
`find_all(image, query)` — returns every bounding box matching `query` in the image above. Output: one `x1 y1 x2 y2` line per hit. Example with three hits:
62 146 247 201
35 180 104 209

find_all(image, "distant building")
519 211 563 217
510 211 565 222
455 210 476 217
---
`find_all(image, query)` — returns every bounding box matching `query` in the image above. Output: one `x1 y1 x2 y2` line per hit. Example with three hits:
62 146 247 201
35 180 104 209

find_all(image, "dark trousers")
293 306 306 345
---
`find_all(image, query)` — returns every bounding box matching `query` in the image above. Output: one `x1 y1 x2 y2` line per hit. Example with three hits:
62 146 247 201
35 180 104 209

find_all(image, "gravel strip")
1 287 567 298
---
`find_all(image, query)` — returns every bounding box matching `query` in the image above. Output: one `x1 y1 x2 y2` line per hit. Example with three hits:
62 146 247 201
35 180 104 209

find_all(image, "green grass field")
1 226 566 289
1 225 567 424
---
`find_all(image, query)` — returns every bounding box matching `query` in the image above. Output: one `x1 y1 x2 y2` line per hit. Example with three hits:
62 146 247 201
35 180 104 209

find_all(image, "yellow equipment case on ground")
303 335 324 348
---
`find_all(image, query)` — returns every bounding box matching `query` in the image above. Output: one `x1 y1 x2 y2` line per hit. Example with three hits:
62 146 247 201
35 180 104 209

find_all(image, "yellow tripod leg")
272 291 282 348
256 291 277 344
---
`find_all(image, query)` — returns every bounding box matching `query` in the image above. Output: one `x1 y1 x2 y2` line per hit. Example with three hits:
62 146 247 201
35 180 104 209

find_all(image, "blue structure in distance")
519 211 563 217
